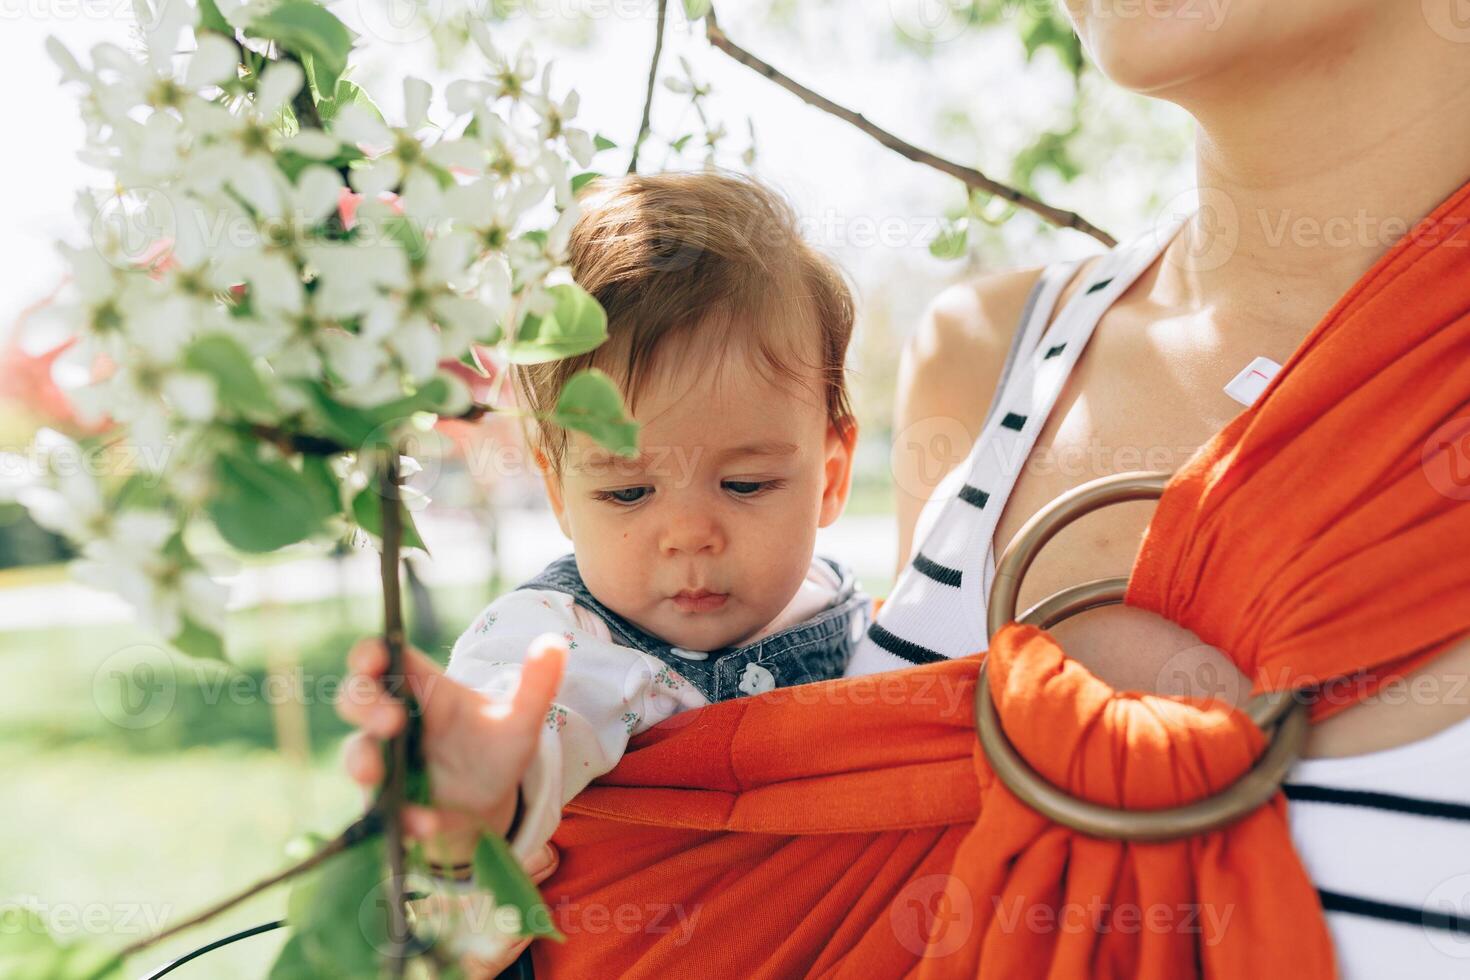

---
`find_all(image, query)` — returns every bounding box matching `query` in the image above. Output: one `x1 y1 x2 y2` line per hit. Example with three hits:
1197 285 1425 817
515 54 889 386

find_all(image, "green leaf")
246 1 355 93
276 141 366 183
928 219 969 260
301 454 343 515
383 214 429 264
457 347 490 378
184 333 277 418
473 833 564 940
506 283 608 364
265 933 319 980
171 616 226 661
351 487 428 553
669 133 693 152
115 470 169 510
208 452 336 552
196 0 232 35
302 384 379 447
592 133 617 151
301 377 452 449
550 369 639 457
570 171 600 193
318 78 383 127
682 0 712 19
275 835 389 978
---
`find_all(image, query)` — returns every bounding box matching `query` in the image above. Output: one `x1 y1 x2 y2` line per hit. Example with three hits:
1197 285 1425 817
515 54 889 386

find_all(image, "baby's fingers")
507 635 567 725
462 938 532 980
336 683 406 738
341 730 385 788
347 637 389 677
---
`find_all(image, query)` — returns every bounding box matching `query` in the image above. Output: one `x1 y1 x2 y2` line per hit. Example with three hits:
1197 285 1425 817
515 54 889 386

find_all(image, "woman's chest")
989 310 1247 618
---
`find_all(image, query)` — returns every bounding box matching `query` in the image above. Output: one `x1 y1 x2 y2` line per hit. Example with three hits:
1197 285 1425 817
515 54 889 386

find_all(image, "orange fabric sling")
534 177 1470 978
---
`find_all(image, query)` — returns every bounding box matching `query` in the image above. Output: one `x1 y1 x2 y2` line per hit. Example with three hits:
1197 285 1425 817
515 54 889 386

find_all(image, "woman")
342 2 1470 974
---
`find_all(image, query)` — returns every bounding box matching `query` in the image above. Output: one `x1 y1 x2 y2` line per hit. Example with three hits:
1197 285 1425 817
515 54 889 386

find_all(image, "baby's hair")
513 170 857 478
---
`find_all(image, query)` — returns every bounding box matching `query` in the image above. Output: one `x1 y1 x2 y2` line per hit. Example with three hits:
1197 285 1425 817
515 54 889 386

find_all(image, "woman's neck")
1150 3 1470 341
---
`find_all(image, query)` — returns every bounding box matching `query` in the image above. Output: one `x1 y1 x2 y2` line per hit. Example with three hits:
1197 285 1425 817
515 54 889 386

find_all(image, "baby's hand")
337 633 568 845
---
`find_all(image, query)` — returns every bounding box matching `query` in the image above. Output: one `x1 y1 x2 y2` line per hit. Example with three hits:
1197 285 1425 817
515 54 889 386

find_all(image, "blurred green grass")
0 578 497 978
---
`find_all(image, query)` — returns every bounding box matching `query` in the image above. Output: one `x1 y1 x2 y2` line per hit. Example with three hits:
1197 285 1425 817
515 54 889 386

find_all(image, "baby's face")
543 347 855 652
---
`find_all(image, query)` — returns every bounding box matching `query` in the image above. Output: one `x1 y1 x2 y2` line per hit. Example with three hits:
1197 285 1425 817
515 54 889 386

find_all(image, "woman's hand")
337 633 568 845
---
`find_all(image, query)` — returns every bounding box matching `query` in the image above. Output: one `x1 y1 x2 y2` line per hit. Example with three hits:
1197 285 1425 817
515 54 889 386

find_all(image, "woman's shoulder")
910 254 1108 366
909 265 1046 366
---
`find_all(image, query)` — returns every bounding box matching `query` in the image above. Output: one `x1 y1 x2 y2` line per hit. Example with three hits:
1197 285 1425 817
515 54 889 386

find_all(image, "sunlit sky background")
0 0 1196 436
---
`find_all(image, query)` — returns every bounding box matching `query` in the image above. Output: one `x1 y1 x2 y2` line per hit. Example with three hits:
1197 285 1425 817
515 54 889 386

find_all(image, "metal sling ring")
974 470 1312 842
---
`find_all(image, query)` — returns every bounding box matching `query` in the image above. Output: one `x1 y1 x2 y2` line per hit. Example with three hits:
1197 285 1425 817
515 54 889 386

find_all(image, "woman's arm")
892 268 1043 577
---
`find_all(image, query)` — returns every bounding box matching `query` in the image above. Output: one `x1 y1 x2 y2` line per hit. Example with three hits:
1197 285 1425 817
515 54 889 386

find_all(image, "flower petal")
403 76 433 131
349 156 403 198
256 60 305 116
185 33 239 89
285 128 343 160
292 165 346 227
333 101 394 150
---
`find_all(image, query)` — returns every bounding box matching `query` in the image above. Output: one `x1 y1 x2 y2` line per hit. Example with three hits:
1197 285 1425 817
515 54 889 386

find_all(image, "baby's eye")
595 486 652 505
723 479 786 497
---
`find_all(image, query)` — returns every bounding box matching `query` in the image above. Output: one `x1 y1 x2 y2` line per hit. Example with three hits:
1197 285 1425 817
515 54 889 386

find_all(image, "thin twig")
247 422 347 457
116 808 384 962
702 8 1116 247
627 0 668 174
246 400 497 458
375 447 413 976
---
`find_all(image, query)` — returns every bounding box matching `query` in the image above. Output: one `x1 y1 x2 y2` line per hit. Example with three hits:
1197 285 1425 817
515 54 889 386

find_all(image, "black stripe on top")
1318 889 1470 935
1085 277 1114 294
867 623 947 665
912 553 962 588
1283 784 1470 823
958 484 990 509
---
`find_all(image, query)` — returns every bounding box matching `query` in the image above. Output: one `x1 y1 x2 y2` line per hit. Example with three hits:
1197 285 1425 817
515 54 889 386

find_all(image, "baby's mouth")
671 589 728 613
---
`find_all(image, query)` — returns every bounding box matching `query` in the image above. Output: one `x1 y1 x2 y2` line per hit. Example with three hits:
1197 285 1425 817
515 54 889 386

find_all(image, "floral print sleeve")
444 588 709 858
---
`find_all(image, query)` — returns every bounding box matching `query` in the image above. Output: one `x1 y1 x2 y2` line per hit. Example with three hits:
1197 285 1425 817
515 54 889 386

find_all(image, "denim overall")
514 552 871 703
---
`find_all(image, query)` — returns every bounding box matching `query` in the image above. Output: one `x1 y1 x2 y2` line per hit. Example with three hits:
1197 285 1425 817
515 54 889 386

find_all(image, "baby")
442 171 873 866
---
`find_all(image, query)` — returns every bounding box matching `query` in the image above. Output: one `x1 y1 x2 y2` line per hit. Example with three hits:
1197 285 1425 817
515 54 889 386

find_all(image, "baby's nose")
658 511 725 556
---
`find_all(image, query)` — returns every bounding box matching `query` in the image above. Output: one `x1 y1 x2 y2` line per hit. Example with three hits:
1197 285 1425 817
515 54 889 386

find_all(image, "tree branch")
702 8 1117 247
375 447 414 977
116 808 384 962
627 0 668 174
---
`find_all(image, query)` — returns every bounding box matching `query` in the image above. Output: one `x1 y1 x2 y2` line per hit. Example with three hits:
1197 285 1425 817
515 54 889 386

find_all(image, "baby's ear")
535 449 573 538
818 417 858 528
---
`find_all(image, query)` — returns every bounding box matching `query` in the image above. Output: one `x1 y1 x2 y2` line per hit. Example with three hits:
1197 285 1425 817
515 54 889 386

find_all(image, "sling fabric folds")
534 177 1470 978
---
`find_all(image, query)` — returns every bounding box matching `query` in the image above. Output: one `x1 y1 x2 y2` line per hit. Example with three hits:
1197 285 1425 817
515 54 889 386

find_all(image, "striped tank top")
849 215 1470 976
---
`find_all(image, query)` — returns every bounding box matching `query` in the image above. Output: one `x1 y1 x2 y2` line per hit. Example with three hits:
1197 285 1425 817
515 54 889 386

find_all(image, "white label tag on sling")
1224 356 1282 406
